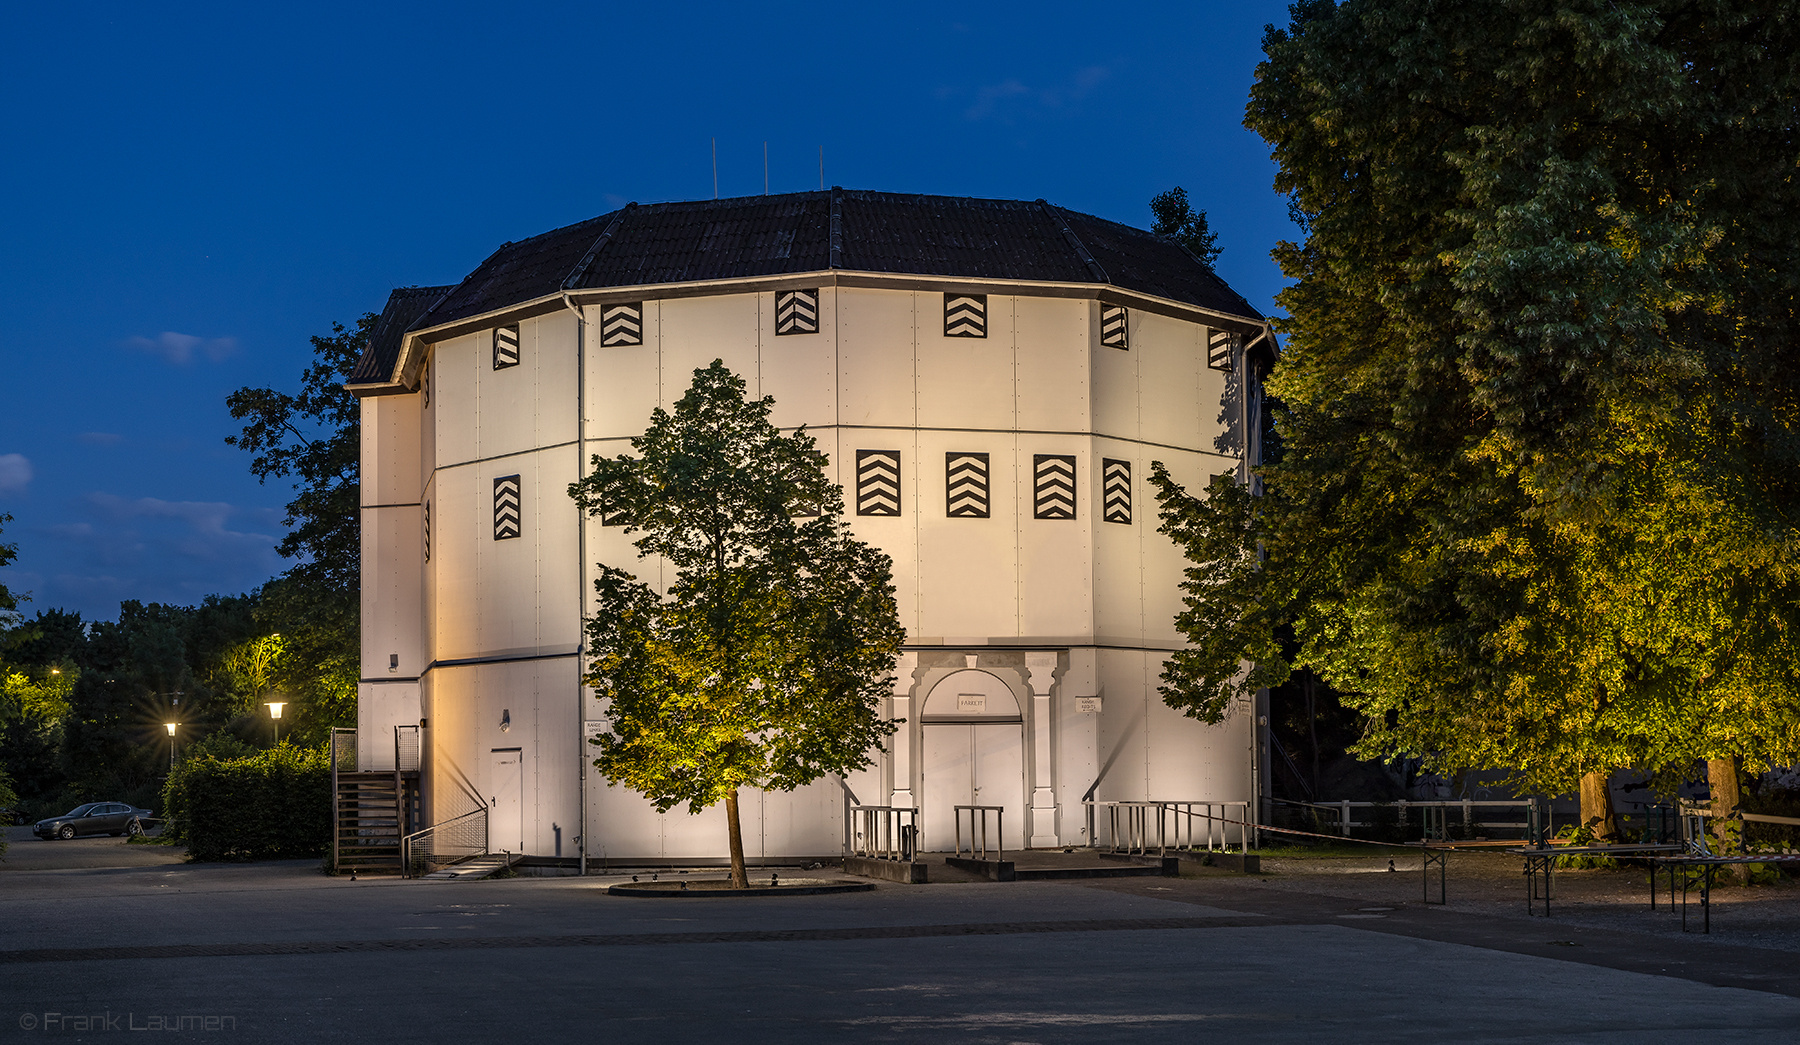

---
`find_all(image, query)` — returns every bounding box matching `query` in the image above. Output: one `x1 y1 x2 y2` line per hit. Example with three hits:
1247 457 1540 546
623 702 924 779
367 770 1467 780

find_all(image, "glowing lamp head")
266 702 286 720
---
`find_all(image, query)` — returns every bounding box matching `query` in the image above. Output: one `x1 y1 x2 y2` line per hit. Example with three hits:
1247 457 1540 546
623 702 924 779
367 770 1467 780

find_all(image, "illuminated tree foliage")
570 361 904 887
1159 0 1800 831
227 315 371 741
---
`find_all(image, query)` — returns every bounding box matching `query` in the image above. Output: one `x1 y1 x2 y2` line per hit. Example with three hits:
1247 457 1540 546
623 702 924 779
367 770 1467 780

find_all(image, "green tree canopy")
1149 186 1222 269
1158 0 1800 820
226 314 371 741
570 361 905 887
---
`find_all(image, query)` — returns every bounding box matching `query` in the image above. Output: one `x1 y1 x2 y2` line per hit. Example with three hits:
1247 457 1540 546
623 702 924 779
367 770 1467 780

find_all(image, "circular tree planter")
607 877 874 897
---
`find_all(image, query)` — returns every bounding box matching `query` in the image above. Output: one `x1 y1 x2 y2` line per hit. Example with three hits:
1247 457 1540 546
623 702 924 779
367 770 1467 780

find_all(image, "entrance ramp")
421 853 519 880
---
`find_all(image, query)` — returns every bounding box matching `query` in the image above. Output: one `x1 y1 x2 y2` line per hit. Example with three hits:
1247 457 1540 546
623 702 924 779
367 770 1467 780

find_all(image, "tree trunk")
1579 770 1620 843
725 787 749 888
1708 758 1746 881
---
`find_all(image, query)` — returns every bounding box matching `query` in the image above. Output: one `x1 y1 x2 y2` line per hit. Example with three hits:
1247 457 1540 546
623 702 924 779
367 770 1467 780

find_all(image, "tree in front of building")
571 361 905 888
1153 0 1800 838
226 315 372 743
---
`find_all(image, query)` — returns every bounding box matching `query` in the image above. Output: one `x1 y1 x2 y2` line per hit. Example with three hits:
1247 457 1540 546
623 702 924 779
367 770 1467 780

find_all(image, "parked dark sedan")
33 802 152 839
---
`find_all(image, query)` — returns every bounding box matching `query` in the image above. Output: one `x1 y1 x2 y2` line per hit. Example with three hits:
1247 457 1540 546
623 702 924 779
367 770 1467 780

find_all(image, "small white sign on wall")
1076 697 1102 714
957 693 987 712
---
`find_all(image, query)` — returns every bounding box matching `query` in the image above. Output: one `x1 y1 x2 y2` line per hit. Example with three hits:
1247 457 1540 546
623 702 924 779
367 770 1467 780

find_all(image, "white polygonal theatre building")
346 189 1272 865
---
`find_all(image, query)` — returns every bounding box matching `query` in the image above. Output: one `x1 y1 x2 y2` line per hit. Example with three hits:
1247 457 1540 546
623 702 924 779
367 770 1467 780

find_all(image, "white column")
1027 651 1059 847
889 652 919 809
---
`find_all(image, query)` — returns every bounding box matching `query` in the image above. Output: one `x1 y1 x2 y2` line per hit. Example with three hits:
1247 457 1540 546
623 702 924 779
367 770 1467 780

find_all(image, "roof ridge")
1037 199 1110 285
829 186 843 269
563 204 634 290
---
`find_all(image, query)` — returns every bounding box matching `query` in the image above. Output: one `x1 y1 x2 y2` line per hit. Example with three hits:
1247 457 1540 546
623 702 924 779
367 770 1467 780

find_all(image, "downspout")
561 289 589 875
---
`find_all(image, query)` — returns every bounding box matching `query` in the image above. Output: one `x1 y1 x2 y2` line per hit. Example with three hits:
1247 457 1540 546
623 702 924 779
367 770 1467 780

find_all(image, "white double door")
921 723 1025 852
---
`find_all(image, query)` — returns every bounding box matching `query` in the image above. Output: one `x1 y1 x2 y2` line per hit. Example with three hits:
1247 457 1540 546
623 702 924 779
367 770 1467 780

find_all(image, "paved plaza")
4 831 1800 1042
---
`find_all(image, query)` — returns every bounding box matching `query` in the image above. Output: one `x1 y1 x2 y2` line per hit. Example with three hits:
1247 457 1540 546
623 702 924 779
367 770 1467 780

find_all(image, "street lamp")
266 702 286 746
164 722 178 771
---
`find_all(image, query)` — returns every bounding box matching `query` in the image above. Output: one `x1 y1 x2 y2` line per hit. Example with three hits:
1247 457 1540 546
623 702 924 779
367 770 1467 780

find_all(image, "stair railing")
329 727 356 871
401 805 490 878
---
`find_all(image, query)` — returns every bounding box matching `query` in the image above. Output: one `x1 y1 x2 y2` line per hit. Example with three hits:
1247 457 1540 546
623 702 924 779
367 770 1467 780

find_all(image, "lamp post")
266 702 285 746
164 722 178 771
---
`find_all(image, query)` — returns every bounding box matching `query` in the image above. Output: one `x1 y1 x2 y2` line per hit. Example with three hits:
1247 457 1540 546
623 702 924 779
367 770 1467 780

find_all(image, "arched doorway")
919 669 1025 852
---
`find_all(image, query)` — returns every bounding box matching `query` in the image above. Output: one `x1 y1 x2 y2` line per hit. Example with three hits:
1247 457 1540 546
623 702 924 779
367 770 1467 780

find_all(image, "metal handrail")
329 727 355 872
401 806 490 878
954 805 1005 862
1085 800 1253 857
846 805 919 862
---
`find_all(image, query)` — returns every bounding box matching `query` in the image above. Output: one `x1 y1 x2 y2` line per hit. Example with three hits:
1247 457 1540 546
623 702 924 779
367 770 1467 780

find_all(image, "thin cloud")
123 331 239 365
85 493 278 550
0 453 32 493
962 65 1113 122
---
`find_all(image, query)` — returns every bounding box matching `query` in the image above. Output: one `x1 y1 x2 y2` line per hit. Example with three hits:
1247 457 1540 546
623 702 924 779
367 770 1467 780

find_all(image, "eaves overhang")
347 269 1271 399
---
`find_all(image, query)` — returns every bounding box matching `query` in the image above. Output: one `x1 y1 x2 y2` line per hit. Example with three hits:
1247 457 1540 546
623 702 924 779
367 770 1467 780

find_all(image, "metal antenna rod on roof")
764 142 769 195
712 138 718 199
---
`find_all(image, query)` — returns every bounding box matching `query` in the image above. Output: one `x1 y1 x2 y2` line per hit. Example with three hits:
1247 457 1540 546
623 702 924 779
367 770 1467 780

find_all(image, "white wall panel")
433 334 478 466
1092 440 1144 644
1014 297 1090 434
586 305 663 441
1015 441 1092 639
430 465 480 660
659 294 760 408
916 294 1016 432
915 432 1018 639
361 395 422 507
836 288 916 428
356 681 420 771
531 313 579 450
761 287 837 431
1090 307 1140 444
1136 311 1206 451
360 504 424 679
475 324 537 461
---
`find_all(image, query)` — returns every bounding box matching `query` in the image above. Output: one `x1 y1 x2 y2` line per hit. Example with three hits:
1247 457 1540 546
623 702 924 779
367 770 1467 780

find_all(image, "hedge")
162 745 330 861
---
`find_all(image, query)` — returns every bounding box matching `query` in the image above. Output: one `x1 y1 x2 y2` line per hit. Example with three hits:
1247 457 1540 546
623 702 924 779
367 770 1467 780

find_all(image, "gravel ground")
1244 848 1800 950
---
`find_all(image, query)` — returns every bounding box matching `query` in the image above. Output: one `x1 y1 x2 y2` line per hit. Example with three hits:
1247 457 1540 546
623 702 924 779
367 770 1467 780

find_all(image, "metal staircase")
331 727 421 875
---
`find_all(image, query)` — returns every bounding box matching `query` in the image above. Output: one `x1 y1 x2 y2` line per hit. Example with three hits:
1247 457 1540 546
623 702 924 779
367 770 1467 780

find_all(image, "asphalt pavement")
3 855 1798 1043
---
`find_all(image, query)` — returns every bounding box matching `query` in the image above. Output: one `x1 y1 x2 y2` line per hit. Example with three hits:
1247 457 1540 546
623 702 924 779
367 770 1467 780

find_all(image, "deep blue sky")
0 0 1299 621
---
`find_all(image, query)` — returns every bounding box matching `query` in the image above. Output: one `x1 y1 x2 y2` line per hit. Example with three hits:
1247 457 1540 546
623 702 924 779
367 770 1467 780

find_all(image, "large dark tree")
570 361 905 888
226 315 373 742
1157 0 1800 839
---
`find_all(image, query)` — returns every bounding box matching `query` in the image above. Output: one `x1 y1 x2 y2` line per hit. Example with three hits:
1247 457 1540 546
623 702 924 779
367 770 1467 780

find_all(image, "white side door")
489 748 523 853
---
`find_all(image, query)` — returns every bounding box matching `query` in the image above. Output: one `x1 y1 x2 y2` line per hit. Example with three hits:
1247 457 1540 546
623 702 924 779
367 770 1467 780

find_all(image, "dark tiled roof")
351 190 1263 387
348 285 455 386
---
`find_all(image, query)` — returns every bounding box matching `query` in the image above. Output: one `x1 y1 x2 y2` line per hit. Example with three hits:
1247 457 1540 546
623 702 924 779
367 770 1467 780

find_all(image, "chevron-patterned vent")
493 325 521 370
423 500 432 561
1102 459 1131 524
1207 328 1237 372
944 294 987 338
600 303 643 346
856 450 901 516
945 453 990 518
1034 455 1076 520
1100 305 1129 350
493 476 522 540
776 289 820 335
